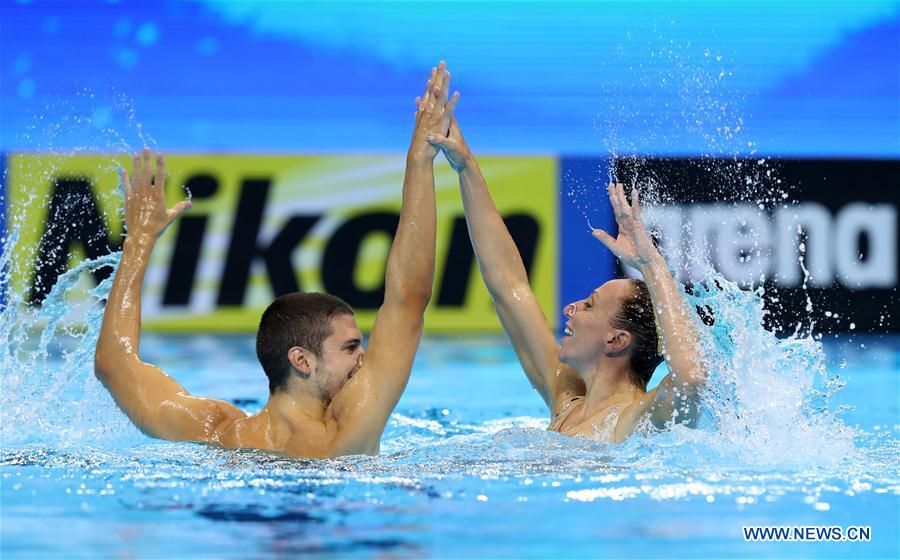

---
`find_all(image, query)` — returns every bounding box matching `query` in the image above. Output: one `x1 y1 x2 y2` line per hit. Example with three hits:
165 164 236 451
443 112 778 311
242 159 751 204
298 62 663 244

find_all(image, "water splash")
681 273 859 468
559 23 867 472
0 244 139 446
0 91 151 446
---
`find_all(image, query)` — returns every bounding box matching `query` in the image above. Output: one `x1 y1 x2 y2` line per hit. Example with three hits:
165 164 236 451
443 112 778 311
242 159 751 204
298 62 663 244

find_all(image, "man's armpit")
168 397 245 442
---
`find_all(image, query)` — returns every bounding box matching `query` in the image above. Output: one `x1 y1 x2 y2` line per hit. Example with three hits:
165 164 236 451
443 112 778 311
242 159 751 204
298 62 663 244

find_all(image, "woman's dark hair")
255 292 353 393
610 279 663 390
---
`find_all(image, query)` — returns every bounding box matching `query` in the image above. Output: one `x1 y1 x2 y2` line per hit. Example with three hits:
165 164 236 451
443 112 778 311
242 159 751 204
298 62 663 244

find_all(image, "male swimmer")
427 117 707 442
94 62 460 458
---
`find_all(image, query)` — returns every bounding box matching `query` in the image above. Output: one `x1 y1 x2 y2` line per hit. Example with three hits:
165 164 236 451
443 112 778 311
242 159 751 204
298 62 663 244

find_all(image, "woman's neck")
579 360 642 415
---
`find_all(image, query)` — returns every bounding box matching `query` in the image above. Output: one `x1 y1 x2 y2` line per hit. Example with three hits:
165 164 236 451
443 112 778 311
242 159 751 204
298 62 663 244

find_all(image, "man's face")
313 314 364 401
559 279 631 368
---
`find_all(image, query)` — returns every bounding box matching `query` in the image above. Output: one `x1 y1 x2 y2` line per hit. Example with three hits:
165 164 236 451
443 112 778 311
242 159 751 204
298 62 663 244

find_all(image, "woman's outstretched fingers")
592 229 616 251
616 183 629 212
447 91 460 113
608 182 624 217
631 187 643 219
426 132 448 149
591 229 620 257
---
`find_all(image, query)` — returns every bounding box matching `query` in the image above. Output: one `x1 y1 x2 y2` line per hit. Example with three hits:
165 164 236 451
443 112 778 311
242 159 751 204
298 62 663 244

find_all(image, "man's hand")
97 147 245 444
592 183 661 269
410 61 459 160
122 147 192 242
426 115 473 172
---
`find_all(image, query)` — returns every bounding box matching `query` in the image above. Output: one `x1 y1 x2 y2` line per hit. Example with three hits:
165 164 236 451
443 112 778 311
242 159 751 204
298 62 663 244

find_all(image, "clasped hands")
410 61 474 173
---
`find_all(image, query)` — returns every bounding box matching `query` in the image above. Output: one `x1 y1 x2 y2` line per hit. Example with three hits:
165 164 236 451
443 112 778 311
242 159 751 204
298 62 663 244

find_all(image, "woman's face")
559 279 632 368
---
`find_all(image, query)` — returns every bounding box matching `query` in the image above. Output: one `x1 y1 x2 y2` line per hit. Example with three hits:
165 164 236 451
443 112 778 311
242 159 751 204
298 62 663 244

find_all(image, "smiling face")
559 279 634 370
308 314 365 401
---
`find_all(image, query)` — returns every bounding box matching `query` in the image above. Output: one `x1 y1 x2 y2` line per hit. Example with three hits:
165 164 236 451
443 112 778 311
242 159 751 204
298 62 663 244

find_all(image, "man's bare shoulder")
211 398 249 422
212 409 340 459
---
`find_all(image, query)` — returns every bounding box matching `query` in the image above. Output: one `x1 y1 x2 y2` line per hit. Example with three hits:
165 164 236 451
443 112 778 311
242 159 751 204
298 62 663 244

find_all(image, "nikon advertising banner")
4 154 558 332
3 154 897 333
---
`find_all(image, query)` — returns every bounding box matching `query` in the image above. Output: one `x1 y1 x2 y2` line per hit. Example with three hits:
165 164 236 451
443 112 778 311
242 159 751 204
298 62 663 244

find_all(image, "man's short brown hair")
255 292 354 393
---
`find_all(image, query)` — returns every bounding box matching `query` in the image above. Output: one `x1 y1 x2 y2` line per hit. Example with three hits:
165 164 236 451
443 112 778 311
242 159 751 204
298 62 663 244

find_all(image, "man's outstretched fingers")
423 79 432 106
422 69 435 108
440 70 451 103
155 153 165 190
132 153 142 188
167 200 193 224
121 170 132 199
414 96 423 118
434 61 446 94
431 78 443 102
141 147 152 187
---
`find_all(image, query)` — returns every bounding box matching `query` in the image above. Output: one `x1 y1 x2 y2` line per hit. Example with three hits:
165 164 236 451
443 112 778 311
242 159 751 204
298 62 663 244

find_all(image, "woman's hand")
426 115 473 172
122 147 192 243
592 183 661 269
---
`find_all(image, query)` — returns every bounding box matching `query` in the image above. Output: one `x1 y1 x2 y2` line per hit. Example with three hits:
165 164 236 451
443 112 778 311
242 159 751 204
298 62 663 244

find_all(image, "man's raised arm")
427 117 585 411
327 63 456 456
94 149 244 442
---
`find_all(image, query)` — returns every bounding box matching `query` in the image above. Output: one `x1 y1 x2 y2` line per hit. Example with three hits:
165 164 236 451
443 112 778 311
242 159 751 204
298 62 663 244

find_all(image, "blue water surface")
1 333 898 559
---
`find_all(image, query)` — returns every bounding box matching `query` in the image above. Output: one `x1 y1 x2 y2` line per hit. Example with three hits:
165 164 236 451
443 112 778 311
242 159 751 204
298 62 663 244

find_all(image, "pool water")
2 331 898 559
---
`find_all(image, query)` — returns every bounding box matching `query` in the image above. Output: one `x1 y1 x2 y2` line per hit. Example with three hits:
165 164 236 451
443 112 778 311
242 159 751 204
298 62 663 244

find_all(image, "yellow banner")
6 154 557 332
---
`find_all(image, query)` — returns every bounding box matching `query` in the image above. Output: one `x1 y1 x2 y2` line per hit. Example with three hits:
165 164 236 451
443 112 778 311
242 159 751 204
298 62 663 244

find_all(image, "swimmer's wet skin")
94 62 459 459
428 118 707 443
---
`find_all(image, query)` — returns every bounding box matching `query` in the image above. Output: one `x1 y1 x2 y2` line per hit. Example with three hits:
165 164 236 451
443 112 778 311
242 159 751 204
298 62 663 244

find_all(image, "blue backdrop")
1 1 898 157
